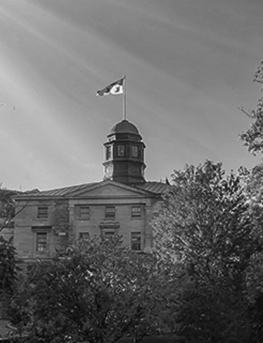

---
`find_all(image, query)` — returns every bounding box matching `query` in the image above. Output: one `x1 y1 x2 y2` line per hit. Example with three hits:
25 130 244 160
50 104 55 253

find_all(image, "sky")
0 0 263 191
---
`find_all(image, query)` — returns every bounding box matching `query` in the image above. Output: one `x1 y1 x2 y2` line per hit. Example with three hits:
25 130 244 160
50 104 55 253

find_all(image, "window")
105 206 115 219
100 223 119 239
103 230 115 240
131 232 141 251
32 226 51 254
117 145 125 157
75 206 90 220
37 206 48 219
79 232 90 241
36 232 48 252
131 206 141 218
106 146 112 160
131 145 138 158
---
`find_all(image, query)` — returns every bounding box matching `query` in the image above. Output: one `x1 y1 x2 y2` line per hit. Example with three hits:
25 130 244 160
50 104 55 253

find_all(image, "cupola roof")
110 119 139 135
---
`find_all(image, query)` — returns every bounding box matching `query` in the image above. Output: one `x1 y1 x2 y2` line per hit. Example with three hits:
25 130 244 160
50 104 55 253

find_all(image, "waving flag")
97 77 125 96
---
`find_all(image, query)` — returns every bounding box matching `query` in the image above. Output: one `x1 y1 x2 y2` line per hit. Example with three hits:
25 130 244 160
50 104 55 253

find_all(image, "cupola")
103 120 146 184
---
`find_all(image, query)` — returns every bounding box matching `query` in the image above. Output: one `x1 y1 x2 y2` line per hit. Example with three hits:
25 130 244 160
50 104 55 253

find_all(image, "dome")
110 120 139 135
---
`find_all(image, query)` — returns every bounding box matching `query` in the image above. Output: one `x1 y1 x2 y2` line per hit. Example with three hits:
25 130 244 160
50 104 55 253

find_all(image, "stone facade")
13 180 166 261
8 120 169 261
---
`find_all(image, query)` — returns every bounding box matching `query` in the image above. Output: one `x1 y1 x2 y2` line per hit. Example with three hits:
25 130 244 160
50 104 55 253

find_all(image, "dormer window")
117 145 125 157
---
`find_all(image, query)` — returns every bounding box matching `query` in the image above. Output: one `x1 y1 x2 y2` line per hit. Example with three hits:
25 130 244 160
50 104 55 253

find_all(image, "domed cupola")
103 120 146 184
110 120 139 135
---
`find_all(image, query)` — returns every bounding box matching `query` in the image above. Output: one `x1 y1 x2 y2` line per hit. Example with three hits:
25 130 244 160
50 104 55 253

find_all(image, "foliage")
245 251 263 342
239 164 263 342
8 236 166 343
238 164 263 245
0 236 18 296
0 186 32 235
246 252 263 305
0 187 16 232
152 161 257 342
0 187 20 320
240 60 263 154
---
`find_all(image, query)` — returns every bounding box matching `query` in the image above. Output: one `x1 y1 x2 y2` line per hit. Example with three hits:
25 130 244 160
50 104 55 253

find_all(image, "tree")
238 62 263 340
245 251 263 342
0 185 32 287
8 236 166 343
240 60 263 154
0 186 35 298
0 186 16 234
238 164 263 244
0 236 17 296
0 187 20 306
0 185 32 234
152 161 257 342
238 166 263 342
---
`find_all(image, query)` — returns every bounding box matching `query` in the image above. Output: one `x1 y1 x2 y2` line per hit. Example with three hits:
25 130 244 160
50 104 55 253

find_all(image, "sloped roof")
20 182 99 197
17 181 169 199
136 181 170 194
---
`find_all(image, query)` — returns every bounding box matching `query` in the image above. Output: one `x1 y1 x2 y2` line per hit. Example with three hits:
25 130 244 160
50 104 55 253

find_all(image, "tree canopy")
240 60 263 154
0 236 18 297
4 160 263 342
0 187 16 233
152 161 258 342
0 187 19 299
8 236 167 343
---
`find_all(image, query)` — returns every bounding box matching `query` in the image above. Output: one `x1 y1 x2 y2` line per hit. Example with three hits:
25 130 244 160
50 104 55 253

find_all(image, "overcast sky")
0 0 263 191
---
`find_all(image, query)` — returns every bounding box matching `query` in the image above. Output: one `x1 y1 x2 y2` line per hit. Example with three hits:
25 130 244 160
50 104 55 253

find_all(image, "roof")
16 181 169 198
110 119 139 135
136 181 170 194
20 182 98 197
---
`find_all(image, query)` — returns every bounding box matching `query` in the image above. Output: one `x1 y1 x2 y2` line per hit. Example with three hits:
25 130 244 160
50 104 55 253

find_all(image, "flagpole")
123 76 126 120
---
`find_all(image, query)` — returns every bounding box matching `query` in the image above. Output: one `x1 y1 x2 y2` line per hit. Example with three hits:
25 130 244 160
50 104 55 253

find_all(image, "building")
13 120 169 262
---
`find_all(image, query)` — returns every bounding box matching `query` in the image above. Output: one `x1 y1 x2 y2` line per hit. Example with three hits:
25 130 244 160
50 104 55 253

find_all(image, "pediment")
66 180 152 199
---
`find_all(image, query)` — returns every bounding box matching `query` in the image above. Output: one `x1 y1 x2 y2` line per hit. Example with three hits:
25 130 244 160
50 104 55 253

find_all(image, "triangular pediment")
66 180 153 199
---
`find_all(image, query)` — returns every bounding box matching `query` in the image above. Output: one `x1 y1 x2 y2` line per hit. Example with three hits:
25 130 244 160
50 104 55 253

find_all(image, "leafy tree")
0 186 16 233
238 166 263 342
238 164 263 244
0 186 34 300
152 161 257 342
0 185 34 234
0 237 18 295
238 62 263 340
8 236 166 343
240 60 263 154
245 251 263 342
0 187 20 304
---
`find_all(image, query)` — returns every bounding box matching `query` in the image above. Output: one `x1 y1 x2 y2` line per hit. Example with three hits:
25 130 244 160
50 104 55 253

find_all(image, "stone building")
13 120 169 262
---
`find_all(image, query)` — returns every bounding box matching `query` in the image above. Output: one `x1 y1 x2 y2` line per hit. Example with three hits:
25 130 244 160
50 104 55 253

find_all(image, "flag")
97 77 125 96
